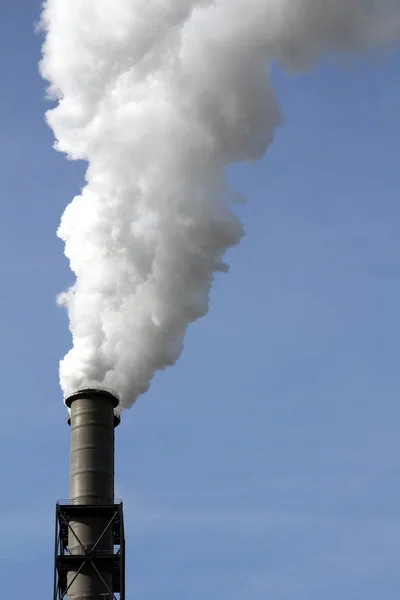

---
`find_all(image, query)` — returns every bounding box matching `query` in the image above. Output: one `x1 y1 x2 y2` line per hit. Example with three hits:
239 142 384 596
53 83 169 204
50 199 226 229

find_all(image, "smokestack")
54 388 125 600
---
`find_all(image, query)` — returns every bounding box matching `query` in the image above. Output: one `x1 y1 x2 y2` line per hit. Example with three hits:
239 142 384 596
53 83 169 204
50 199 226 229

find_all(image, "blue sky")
1 1 400 598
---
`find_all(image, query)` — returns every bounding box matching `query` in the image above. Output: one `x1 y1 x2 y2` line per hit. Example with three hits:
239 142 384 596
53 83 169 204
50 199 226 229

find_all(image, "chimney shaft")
68 390 117 505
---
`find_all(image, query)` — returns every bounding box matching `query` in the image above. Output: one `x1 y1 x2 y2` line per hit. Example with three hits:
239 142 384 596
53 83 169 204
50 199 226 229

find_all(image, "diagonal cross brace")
91 509 119 554
58 508 119 555
60 559 86 599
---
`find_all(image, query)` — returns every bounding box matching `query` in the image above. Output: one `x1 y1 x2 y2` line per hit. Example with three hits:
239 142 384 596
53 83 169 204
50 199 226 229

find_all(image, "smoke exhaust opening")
65 387 121 427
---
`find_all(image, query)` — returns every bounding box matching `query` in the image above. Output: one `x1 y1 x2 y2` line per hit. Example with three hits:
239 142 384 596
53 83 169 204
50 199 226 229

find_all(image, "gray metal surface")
65 388 119 600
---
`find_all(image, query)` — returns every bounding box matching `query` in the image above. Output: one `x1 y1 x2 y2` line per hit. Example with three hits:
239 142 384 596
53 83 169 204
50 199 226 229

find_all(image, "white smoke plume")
39 1 400 409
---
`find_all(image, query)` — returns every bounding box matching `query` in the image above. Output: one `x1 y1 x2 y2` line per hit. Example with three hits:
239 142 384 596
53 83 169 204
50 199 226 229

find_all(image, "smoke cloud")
39 0 400 409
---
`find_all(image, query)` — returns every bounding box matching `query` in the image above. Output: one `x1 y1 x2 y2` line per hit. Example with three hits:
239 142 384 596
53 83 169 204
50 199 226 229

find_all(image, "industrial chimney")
53 388 125 600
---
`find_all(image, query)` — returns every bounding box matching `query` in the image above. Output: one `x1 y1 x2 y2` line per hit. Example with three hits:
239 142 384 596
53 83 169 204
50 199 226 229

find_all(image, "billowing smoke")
39 1 400 409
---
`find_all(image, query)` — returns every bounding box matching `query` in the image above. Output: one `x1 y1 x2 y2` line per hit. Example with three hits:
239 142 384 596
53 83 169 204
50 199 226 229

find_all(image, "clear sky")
1 1 400 598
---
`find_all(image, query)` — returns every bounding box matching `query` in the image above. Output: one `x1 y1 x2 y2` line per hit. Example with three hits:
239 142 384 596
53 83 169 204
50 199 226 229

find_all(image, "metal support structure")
53 501 125 600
